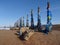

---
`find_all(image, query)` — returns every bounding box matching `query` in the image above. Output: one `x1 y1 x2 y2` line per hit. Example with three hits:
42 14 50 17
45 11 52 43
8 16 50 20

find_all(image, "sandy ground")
0 30 60 45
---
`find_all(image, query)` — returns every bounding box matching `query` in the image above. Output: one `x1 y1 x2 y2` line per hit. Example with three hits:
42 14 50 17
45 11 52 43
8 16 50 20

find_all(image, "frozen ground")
0 30 60 45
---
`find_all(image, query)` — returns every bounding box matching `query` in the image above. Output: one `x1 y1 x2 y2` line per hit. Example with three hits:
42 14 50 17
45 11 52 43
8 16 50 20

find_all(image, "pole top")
47 1 50 9
31 9 33 14
38 6 40 13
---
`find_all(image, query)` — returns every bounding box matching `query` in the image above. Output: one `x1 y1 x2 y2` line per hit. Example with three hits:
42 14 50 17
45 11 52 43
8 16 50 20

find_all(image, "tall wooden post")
31 9 34 29
37 6 41 31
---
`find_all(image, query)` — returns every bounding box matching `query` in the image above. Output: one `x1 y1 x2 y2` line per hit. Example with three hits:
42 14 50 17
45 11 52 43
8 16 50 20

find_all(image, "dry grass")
0 30 60 45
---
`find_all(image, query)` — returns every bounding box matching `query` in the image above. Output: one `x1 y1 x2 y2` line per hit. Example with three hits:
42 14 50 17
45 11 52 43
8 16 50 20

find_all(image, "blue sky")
0 0 60 26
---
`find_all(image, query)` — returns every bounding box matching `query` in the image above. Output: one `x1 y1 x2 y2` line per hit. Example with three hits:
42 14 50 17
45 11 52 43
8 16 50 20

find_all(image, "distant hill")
42 24 60 30
52 24 60 30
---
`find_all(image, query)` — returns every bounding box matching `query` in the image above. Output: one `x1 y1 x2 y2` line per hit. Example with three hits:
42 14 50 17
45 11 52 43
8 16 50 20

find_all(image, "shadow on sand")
14 33 25 41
